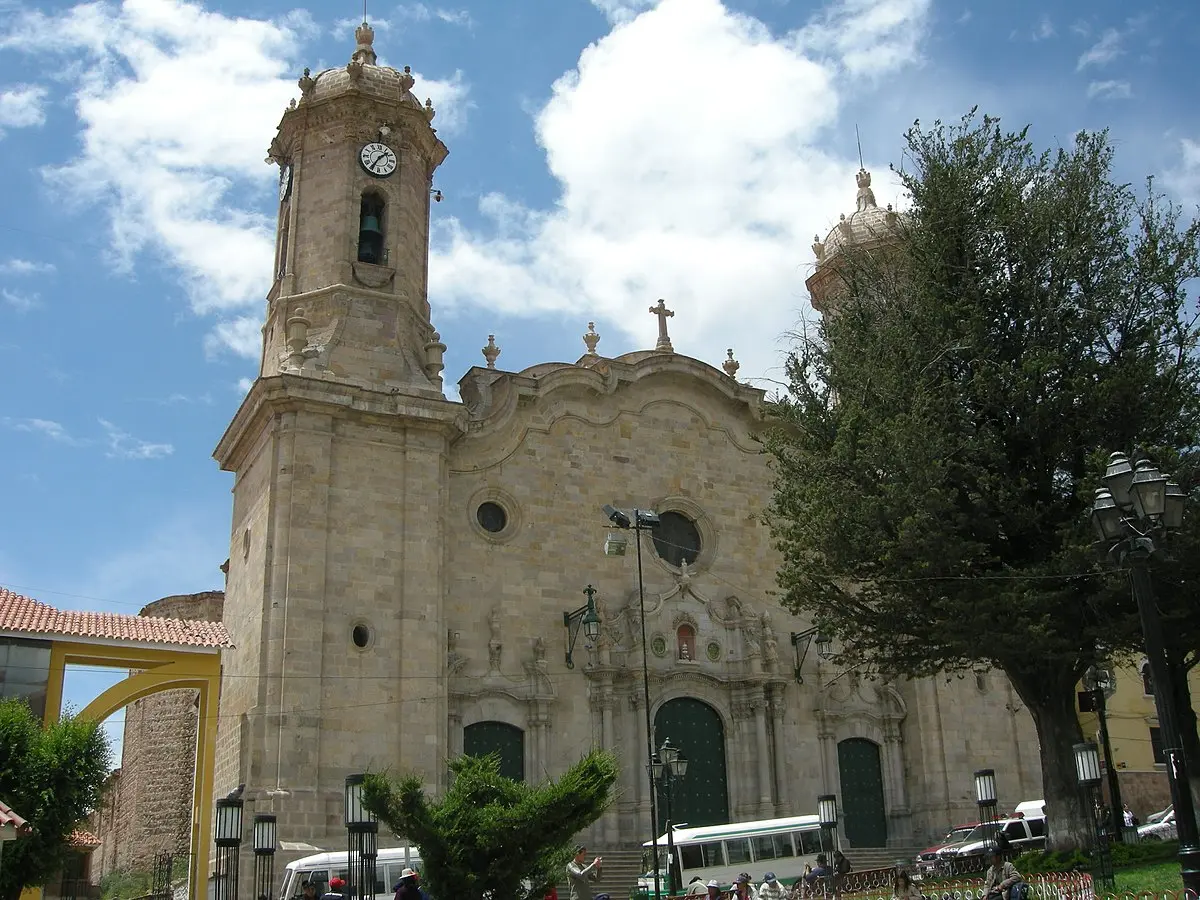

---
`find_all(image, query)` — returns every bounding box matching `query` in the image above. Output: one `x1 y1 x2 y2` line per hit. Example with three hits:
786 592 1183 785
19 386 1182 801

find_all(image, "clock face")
278 164 292 202
360 142 397 177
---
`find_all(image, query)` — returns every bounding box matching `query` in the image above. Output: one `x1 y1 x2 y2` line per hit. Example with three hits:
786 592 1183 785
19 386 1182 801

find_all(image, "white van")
278 847 423 900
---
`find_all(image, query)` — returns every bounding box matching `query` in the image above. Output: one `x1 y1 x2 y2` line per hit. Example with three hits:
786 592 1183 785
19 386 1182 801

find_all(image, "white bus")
638 815 831 896
278 847 423 900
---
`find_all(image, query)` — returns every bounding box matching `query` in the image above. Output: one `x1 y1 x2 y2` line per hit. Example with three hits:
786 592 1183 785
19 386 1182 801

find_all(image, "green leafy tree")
0 698 112 900
764 111 1200 849
362 750 619 900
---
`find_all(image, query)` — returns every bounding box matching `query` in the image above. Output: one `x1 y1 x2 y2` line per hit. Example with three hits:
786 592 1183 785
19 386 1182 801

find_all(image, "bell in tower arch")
357 193 386 265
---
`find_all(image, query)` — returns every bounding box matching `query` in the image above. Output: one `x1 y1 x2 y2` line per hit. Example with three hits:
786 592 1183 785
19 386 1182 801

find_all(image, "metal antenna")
856 124 864 169
362 0 367 24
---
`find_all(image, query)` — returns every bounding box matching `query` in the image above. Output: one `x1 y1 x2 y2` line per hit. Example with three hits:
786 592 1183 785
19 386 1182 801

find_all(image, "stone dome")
812 168 900 266
301 22 431 115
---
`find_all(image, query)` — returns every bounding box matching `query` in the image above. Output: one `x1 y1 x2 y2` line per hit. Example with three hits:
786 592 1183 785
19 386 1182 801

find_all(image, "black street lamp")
602 503 662 899
214 798 244 900
563 584 603 668
651 739 689 895
974 769 998 854
1074 742 1113 890
1090 452 1200 896
789 627 833 684
817 794 838 853
253 814 277 900
345 774 379 900
1080 664 1125 842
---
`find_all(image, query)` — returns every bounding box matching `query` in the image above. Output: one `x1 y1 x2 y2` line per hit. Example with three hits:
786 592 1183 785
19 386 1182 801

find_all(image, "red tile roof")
0 798 30 832
0 587 232 649
70 829 102 849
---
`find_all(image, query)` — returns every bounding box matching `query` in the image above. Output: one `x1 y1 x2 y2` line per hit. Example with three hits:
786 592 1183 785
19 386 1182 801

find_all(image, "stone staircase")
839 846 926 871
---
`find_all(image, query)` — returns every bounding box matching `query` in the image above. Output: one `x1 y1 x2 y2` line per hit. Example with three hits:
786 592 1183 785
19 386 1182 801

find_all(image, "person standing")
322 877 348 900
566 845 603 900
1123 804 1135 828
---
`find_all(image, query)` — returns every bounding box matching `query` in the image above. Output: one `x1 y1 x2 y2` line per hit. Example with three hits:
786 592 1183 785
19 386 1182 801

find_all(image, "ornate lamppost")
602 504 663 899
214 798 244 900
817 794 838 853
1074 742 1113 889
346 774 379 900
651 739 689 895
789 627 833 684
1080 664 1125 842
1090 452 1199 895
253 814 277 900
974 769 998 853
563 584 603 668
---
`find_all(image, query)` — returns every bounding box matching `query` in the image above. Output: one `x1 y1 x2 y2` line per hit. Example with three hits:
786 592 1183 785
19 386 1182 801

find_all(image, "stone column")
599 688 618 842
770 684 789 814
632 692 650 833
882 720 911 845
448 708 463 758
753 694 773 815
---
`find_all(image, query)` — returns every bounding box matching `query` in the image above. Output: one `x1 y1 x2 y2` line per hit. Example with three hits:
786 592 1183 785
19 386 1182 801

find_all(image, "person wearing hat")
566 845 603 900
705 880 723 900
393 867 429 900
321 877 347 900
983 846 1022 900
685 877 708 896
804 855 832 897
757 873 787 900
733 873 757 900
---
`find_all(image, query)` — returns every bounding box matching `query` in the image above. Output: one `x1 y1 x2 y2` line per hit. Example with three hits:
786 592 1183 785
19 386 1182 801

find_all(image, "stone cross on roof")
648 298 675 353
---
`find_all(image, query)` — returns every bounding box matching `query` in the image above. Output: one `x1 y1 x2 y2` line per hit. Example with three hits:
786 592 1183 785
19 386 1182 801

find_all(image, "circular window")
476 501 508 533
351 624 372 649
652 511 702 567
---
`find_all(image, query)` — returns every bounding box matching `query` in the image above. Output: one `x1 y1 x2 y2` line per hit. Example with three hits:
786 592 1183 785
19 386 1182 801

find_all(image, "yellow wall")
1077 657 1200 818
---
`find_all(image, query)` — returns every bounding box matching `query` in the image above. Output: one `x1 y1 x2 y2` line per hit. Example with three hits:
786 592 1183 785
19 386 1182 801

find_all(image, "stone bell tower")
261 21 449 393
212 23 462 871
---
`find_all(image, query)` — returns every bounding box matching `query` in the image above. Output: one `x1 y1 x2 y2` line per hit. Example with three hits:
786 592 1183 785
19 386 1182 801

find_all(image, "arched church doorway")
464 721 525 782
837 738 887 847
655 698 729 826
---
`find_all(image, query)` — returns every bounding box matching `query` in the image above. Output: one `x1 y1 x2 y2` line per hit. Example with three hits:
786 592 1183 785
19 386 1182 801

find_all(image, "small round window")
352 624 372 649
652 511 702 567
477 502 508 533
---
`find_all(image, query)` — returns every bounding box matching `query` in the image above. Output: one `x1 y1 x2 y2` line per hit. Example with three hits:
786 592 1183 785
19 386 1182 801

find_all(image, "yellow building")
1078 658 1200 820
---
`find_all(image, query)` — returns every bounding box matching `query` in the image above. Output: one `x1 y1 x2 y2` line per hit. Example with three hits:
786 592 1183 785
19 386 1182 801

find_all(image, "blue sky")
1 0 1198 761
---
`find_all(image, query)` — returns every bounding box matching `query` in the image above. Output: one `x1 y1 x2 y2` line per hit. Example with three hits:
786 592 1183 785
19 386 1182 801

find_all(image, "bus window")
701 843 724 867
753 836 777 861
725 839 751 866
796 830 823 856
680 845 705 871
770 834 795 858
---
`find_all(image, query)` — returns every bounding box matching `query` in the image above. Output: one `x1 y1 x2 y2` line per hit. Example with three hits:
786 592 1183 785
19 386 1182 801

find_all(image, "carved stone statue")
447 629 466 675
487 607 502 670
533 635 546 665
761 611 779 666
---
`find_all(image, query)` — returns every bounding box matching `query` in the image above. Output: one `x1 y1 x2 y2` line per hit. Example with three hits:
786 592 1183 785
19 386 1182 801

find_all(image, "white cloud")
1164 138 1200 209
428 0 923 384
795 0 932 78
236 377 254 393
1077 28 1122 69
98 419 174 460
590 0 659 25
0 258 55 275
2 417 80 444
0 83 47 134
1031 15 1054 41
1 288 39 311
0 0 466 359
393 3 473 26
1087 80 1131 100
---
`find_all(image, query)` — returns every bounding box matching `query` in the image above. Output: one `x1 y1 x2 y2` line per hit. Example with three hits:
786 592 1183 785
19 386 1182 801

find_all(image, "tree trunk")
1007 669 1094 850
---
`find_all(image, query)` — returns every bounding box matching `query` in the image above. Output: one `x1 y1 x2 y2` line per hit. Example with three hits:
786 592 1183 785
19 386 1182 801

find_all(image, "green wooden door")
655 698 729 827
837 738 887 847
463 721 525 782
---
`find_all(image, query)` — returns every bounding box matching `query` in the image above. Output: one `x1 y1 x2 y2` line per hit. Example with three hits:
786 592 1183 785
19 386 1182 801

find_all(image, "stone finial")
837 213 851 238
648 298 675 353
425 98 436 122
722 349 740 379
285 307 311 371
812 233 825 262
298 67 315 96
886 203 899 226
855 167 877 211
424 330 447 390
482 334 501 369
352 21 377 66
583 322 601 356
400 65 415 92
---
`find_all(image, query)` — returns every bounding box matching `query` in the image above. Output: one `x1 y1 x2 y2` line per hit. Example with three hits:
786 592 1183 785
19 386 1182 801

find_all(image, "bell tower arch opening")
357 192 386 265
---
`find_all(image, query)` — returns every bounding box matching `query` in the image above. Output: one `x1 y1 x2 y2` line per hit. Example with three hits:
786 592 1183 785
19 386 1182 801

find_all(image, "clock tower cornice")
269 98 448 171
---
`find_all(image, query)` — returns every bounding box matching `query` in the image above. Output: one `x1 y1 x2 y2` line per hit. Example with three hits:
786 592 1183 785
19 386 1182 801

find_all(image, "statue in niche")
447 629 466 675
533 636 547 667
761 611 779 665
487 607 502 670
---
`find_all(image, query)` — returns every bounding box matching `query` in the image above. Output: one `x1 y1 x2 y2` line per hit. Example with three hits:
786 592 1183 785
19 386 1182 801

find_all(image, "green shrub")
1011 849 1090 873
1110 840 1180 867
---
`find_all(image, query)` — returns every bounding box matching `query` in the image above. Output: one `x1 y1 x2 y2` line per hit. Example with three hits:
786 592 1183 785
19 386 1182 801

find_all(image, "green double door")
837 738 888 847
654 698 729 827
463 721 525 782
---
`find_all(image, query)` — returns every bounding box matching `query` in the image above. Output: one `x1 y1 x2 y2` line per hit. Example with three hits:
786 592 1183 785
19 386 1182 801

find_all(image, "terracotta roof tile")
70 829 102 848
0 798 30 831
0 587 232 649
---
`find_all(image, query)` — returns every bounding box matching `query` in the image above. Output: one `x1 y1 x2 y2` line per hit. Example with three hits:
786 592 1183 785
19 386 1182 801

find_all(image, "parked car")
1139 809 1177 841
1147 805 1173 825
915 824 978 876
944 814 1048 871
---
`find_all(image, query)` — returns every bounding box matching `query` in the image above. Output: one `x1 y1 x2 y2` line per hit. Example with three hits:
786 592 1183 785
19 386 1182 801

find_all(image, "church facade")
211 22 1042 873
